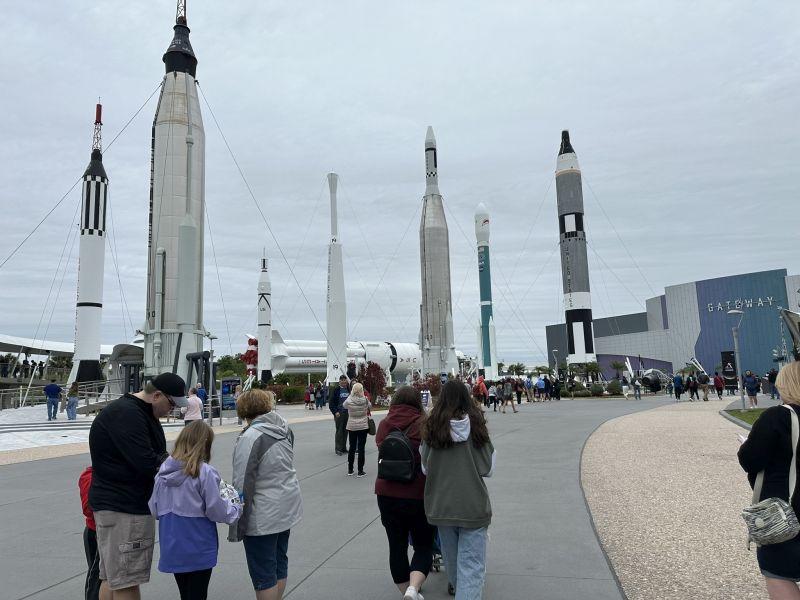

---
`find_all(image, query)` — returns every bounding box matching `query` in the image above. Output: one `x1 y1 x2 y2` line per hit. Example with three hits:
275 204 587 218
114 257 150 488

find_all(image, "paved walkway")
582 396 767 599
0 396 669 599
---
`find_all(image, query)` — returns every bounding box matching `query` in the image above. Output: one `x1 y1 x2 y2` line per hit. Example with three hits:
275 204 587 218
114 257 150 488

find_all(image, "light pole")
728 309 746 411
206 333 218 426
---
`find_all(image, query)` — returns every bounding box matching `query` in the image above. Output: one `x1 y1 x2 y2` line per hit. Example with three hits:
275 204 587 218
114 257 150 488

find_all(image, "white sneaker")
403 586 421 600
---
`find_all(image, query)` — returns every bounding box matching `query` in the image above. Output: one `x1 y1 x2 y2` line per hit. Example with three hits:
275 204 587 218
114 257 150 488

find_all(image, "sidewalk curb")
718 410 752 431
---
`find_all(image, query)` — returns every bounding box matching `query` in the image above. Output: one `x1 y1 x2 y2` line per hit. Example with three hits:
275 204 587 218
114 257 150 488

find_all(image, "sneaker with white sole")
357 471 366 478
403 585 422 600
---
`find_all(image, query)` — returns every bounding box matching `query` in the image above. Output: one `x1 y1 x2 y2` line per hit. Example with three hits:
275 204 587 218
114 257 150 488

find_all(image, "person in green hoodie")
421 380 495 600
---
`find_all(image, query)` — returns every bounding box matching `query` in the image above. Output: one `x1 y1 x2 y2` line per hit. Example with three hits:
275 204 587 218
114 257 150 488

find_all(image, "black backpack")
377 426 416 483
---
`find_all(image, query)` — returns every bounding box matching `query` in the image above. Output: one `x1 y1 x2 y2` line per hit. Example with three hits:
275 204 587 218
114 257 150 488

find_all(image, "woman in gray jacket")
344 382 370 477
230 389 303 600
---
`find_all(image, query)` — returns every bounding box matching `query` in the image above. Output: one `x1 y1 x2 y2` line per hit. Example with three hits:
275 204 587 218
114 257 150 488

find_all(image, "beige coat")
344 393 369 431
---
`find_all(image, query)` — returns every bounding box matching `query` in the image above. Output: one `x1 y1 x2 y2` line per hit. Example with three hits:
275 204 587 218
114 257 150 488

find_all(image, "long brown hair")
422 380 490 449
172 420 214 478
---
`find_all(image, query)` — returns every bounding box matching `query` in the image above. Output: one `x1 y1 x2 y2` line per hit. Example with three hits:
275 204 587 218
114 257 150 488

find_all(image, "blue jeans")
437 526 487 600
243 530 290 591
46 398 59 420
66 397 79 420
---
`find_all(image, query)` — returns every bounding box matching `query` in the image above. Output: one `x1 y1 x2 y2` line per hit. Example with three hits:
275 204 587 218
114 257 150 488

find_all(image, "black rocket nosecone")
559 130 575 156
163 17 197 76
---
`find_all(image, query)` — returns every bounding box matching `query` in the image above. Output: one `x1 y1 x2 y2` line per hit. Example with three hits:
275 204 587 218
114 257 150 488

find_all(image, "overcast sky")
1 1 798 364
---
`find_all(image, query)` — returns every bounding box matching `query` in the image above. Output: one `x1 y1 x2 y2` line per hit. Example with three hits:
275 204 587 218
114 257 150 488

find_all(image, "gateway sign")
707 297 775 312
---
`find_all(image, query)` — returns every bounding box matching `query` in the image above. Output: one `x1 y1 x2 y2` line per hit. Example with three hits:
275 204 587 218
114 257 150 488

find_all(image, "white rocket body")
326 173 348 383
271 331 420 380
257 257 272 383
143 18 206 383
419 127 458 376
69 133 108 385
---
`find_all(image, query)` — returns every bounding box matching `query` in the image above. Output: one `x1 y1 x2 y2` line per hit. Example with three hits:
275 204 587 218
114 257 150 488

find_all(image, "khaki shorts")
94 510 155 591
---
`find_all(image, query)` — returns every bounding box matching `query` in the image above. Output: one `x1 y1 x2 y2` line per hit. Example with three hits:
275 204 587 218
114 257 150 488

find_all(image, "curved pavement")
0 397 668 599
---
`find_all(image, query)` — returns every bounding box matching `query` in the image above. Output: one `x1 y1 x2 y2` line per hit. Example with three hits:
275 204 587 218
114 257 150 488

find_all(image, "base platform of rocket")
556 130 595 365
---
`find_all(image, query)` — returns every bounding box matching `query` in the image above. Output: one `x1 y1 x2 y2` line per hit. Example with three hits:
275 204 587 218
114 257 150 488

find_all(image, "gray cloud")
1 1 798 364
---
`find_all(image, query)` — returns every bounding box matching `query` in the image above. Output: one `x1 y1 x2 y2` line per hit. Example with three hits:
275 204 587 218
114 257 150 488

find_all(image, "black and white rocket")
556 130 595 365
419 127 458 375
143 1 206 383
257 256 272 383
69 103 108 385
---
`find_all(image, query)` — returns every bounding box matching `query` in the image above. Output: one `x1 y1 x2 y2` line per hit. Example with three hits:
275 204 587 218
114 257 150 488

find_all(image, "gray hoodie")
229 411 303 540
420 416 495 529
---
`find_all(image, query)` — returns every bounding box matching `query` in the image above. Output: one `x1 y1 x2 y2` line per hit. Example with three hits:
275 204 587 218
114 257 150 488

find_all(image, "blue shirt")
196 388 208 402
44 383 62 399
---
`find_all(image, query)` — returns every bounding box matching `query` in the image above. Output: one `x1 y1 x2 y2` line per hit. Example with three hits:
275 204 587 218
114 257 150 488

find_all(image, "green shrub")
263 385 286 401
605 380 622 395
571 382 587 392
573 389 592 397
590 383 605 396
281 386 305 403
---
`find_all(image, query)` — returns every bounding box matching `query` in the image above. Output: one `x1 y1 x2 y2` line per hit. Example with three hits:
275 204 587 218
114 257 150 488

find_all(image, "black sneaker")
448 582 455 596
347 470 354 476
357 471 366 478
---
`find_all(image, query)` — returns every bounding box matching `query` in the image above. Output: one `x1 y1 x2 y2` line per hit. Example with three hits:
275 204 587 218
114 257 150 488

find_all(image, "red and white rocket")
69 104 108 385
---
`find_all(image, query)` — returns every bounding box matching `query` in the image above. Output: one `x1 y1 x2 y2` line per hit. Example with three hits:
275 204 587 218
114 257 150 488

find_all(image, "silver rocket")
143 2 206 384
257 256 272 383
69 103 108 385
556 130 595 365
419 127 458 375
326 172 348 383
474 203 497 380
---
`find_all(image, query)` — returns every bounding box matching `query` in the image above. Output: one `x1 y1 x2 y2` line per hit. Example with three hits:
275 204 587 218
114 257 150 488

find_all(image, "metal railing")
0 379 124 411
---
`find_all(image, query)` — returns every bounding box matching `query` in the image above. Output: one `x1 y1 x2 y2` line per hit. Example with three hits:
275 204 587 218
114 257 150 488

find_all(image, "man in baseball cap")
89 372 188 597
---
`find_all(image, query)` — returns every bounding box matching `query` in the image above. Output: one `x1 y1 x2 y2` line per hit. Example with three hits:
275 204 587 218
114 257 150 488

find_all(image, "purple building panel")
597 353 673 381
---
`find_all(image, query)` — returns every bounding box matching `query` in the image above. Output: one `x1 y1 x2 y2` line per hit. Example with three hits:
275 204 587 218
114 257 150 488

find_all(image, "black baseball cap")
151 372 189 407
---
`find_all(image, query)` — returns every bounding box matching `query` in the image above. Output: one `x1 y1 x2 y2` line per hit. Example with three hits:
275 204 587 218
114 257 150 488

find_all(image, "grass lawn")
726 408 766 426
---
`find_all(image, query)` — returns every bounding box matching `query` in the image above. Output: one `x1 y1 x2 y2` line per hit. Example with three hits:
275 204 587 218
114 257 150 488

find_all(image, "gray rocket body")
556 130 595 365
419 127 458 376
143 13 206 385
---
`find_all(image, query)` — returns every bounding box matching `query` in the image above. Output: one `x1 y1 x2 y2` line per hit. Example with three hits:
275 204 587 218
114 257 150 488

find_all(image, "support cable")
204 203 234 355
197 84 335 358
0 81 162 271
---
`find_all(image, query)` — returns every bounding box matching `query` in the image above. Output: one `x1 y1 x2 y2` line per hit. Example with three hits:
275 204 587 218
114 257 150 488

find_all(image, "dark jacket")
89 394 167 514
374 404 426 500
739 404 800 519
329 384 349 415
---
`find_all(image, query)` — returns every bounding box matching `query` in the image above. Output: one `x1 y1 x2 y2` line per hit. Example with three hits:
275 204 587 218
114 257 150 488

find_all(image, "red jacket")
374 404 426 500
714 375 724 389
79 466 95 530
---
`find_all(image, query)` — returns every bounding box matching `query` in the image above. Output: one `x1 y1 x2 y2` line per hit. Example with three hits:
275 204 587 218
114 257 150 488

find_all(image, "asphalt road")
0 397 669 600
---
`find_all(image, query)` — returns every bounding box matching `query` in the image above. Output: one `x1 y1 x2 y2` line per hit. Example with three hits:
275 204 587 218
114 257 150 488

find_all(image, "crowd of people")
80 372 495 600
670 367 780 408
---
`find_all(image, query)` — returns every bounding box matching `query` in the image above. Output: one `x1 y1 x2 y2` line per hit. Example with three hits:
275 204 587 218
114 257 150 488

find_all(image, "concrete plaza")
0 397 672 600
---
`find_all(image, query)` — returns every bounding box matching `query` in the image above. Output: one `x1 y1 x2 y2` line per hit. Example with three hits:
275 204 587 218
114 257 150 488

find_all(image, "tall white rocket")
419 127 458 375
326 172 348 383
257 256 272 383
474 203 497 380
69 103 108 385
143 2 206 383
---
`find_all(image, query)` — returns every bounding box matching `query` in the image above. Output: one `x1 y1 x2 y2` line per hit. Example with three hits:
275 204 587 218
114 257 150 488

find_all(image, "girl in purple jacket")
149 421 242 600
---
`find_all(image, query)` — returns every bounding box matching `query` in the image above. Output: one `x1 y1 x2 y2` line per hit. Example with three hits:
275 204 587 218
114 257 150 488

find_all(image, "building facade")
546 269 797 379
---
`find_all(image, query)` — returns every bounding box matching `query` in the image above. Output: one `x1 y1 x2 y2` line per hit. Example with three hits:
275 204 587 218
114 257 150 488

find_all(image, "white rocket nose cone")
425 126 436 148
475 203 490 240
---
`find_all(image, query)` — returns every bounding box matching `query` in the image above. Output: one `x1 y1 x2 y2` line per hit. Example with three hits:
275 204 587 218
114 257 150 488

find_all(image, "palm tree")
610 361 626 380
585 361 601 382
